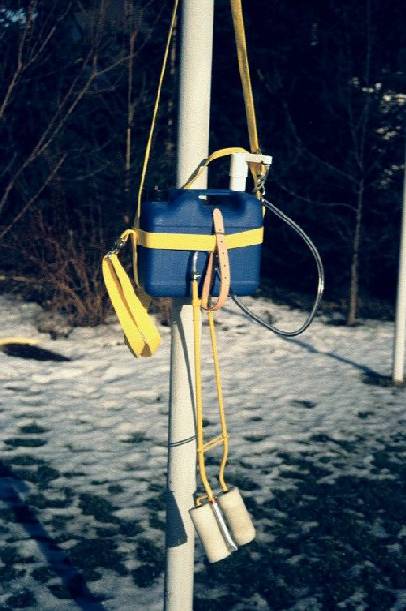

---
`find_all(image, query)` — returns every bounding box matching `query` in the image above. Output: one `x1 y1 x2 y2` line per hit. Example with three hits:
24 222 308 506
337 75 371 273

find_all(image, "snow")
0 294 405 610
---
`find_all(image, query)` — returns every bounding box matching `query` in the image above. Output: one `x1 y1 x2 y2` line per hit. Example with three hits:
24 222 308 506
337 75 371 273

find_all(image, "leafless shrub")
9 206 109 326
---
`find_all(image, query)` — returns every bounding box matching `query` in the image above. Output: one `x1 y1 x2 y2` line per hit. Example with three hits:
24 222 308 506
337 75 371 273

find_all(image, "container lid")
140 189 263 232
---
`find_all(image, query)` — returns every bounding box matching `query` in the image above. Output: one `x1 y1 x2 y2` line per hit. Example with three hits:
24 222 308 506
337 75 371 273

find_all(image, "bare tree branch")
0 154 66 241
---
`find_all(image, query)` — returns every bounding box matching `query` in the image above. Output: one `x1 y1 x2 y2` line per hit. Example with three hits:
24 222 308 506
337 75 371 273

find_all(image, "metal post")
393 138 406 384
164 2 214 610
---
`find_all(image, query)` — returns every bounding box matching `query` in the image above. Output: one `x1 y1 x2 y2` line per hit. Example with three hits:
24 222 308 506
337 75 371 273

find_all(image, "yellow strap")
102 245 160 358
230 0 265 192
203 434 226 452
192 278 215 502
137 226 263 251
136 0 179 224
230 0 260 155
0 338 39 346
193 298 230 504
208 310 229 492
182 146 248 189
135 0 261 212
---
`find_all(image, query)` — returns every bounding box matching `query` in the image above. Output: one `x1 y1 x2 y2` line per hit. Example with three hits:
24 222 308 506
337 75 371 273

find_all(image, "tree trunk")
347 181 364 325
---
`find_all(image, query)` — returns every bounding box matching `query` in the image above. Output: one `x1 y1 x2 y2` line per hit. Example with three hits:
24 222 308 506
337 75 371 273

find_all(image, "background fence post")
392 137 406 384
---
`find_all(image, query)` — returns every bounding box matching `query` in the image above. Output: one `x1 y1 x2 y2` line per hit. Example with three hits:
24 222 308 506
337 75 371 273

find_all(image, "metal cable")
231 197 325 337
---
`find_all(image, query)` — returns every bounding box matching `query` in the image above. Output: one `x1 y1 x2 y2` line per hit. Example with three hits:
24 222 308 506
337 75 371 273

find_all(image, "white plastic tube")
229 152 273 191
217 487 256 546
229 152 249 191
190 502 232 563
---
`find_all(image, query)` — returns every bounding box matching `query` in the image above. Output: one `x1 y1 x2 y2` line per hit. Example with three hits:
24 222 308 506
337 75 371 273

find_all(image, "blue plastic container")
138 189 263 298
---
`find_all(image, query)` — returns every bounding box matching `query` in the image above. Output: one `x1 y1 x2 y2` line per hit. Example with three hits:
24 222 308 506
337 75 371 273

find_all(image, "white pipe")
229 152 273 191
230 153 249 191
189 502 233 563
164 2 214 610
393 139 406 385
217 487 256 546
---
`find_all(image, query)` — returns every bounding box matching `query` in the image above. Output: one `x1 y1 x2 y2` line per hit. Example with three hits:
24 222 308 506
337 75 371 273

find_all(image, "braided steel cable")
231 197 325 337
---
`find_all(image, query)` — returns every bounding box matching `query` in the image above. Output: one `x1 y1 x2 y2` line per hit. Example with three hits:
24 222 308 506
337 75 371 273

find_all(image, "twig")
0 154 66 241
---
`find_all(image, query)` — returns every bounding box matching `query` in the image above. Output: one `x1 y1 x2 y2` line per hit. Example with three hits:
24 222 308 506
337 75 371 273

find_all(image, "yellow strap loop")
192 277 215 502
208 310 229 492
193 298 231 502
181 146 248 189
102 231 160 358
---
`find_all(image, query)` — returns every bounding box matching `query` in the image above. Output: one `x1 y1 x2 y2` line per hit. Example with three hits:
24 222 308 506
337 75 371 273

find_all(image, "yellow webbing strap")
137 226 263 251
230 0 265 191
193 285 230 505
192 278 214 502
134 0 261 216
181 146 248 189
0 338 39 346
208 310 229 492
230 0 259 155
136 0 179 224
102 230 160 358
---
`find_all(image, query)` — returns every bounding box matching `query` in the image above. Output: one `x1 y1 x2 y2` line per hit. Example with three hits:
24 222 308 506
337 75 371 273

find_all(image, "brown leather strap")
201 208 231 311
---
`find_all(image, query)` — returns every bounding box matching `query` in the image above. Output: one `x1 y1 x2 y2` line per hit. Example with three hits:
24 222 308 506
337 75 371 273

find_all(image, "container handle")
194 189 237 197
169 188 241 200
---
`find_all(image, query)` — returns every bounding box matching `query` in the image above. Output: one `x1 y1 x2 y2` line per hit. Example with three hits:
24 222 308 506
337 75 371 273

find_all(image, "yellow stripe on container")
136 226 263 251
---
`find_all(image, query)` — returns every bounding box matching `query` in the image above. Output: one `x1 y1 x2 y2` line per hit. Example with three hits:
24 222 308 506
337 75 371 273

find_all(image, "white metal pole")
392 138 406 385
164 2 214 610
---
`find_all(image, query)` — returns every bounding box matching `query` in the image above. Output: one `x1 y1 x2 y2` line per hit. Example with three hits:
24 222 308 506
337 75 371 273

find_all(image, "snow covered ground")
0 294 405 610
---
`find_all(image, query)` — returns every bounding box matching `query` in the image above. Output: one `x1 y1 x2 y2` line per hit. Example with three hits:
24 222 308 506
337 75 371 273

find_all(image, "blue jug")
138 189 263 298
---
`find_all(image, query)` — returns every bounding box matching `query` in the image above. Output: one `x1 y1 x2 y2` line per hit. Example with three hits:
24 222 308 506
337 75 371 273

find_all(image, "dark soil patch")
18 423 48 435
4 438 47 448
78 493 118 523
4 589 36 609
1 344 70 362
291 399 317 409
120 431 150 443
68 537 126 577
132 537 164 587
